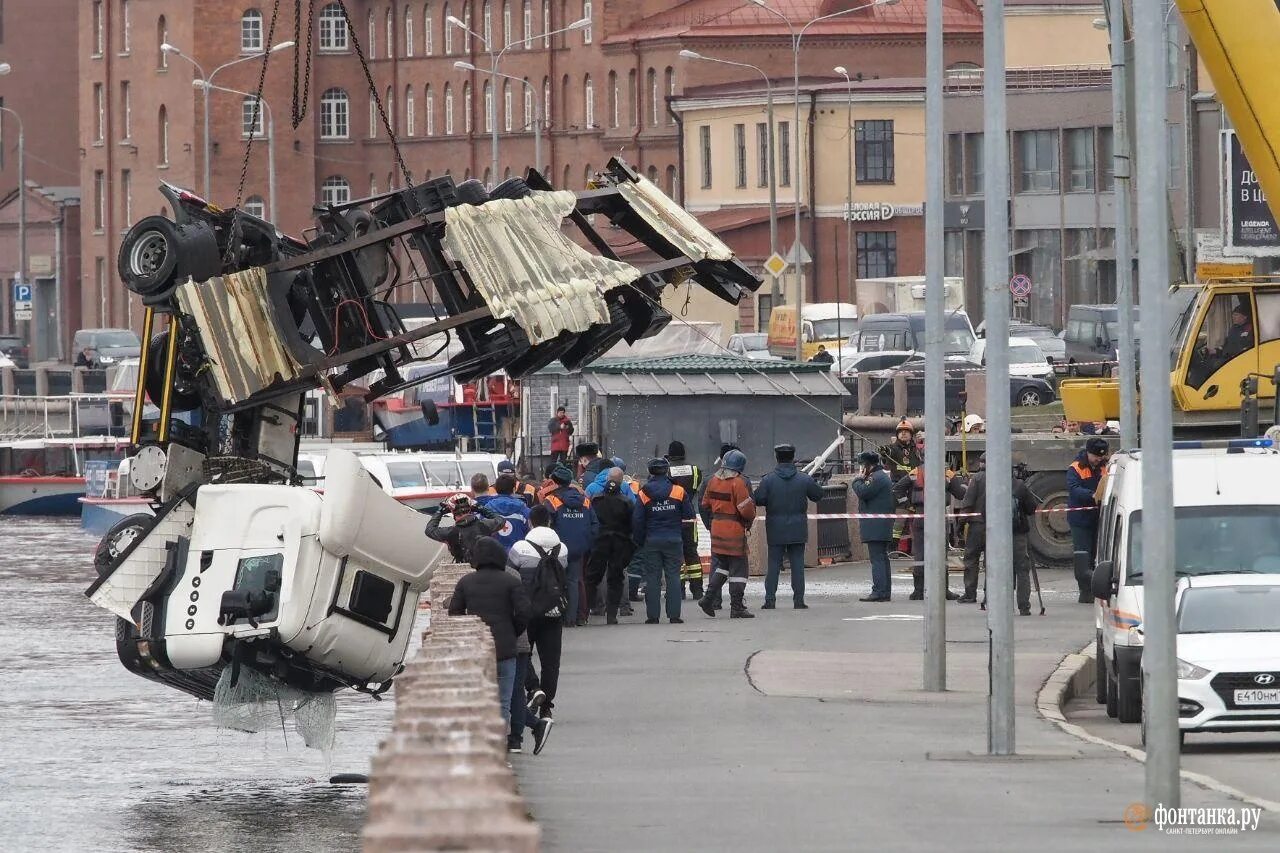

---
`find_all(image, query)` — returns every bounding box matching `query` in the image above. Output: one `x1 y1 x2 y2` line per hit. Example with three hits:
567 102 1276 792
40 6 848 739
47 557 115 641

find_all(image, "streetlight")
749 0 899 361
449 15 590 182
0 63 29 345
162 40 295 199
196 81 277 222
834 65 854 375
454 61 545 174
678 49 780 321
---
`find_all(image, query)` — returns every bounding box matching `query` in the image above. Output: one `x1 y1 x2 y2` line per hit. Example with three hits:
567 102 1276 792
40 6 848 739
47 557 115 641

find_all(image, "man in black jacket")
425 495 506 564
449 536 532 723
666 440 705 600
585 470 634 624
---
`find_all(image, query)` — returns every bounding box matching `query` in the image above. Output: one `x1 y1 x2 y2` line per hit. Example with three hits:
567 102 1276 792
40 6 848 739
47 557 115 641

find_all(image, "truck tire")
94 513 154 577
1095 635 1107 704
1116 654 1142 724
119 217 181 297
1105 661 1119 718
1023 470 1073 569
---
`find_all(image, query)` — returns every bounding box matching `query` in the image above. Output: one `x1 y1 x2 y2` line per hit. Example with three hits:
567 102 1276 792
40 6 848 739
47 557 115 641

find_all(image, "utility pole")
923 0 946 692
982 0 1014 754
1134 0 1179 812
1105 0 1137 445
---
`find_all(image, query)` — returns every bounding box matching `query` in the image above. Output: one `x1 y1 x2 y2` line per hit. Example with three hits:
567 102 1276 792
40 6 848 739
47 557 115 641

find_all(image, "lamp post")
749 0 899 361
835 64 853 374
448 15 590 183
454 62 543 173
678 50 779 318
0 64 26 343
162 40 295 200
197 81 277 221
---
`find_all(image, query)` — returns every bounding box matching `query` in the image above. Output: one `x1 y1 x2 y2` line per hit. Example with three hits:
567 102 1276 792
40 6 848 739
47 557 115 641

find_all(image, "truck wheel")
1095 636 1107 704
144 331 203 412
119 217 180 297
1023 470 1072 569
1116 655 1142 724
94 513 154 577
1105 662 1119 718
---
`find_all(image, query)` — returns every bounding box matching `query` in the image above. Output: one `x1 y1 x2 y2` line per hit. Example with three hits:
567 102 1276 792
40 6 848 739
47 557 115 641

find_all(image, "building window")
944 230 965 278
756 123 769 188
94 170 105 230
583 0 592 43
779 121 791 187
464 81 473 133
543 1 550 47
321 175 351 206
120 0 131 54
483 0 492 44
584 75 594 127
463 6 472 50
157 15 168 68
158 105 169 164
95 258 107 324
445 83 455 134
319 2 349 51
483 81 493 133
444 3 454 53
1018 129 1059 192
667 164 678 197
1098 126 1115 191
424 3 434 54
503 1 512 47
523 81 533 130
385 9 393 58
242 95 265 137
426 85 436 135
242 9 263 53
243 195 266 218
320 88 350 139
523 1 532 47
857 231 897 278
504 82 513 131
122 169 132 225
608 71 618 128
94 84 105 143
964 132 983 195
385 86 394 134
733 123 747 189
367 10 377 58
1065 128 1095 192
120 81 132 141
369 96 378 138
946 133 963 196
543 77 551 130
405 8 414 56
647 68 657 127
406 87 416 135
699 125 712 189
92 1 103 56
855 120 894 183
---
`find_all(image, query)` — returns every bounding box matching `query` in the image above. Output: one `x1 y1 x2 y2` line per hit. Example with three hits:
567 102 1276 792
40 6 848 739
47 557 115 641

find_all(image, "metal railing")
0 394 127 440
945 65 1111 93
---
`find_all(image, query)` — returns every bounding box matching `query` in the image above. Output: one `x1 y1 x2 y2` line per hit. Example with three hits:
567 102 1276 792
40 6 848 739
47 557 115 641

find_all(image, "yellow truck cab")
766 303 858 361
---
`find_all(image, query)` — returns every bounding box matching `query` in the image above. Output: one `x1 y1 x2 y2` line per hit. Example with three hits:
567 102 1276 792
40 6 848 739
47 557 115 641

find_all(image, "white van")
1091 439 1280 724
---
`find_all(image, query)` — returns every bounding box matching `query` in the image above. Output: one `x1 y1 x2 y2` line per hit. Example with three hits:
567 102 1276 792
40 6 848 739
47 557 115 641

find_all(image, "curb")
1036 642 1280 813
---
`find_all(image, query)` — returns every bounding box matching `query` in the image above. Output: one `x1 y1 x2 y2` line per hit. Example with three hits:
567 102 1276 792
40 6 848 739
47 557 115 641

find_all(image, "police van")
1091 439 1280 724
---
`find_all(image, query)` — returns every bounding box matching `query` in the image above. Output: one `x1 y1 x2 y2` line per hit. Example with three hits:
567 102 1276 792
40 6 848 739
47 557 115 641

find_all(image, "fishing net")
211 666 337 752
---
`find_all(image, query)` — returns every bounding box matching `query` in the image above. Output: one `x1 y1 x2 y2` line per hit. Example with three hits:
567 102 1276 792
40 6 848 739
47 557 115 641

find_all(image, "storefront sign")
1222 130 1280 257
843 203 924 223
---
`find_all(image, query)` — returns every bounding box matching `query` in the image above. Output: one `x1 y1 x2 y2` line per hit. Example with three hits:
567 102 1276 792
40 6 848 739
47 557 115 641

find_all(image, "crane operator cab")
1173 281 1280 416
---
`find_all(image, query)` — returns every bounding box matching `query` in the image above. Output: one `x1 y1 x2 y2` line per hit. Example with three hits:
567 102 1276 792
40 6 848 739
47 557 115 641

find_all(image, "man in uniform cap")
1066 436 1110 604
852 449 895 601
753 444 825 609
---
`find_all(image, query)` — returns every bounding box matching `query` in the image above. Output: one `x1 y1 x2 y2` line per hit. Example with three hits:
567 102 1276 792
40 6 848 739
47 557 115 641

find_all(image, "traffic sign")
1009 274 1032 298
12 281 31 306
1012 296 1029 309
763 252 789 278
13 308 32 321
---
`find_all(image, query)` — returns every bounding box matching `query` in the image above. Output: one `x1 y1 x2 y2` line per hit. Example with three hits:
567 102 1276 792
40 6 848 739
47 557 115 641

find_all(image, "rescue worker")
548 406 574 463
1067 436 1109 604
697 449 756 618
585 469 634 624
666 440 706 601
542 465 599 626
891 433 964 601
632 457 695 624
753 444 825 609
425 494 506 563
880 418 921 482
699 444 740 611
851 450 895 602
475 473 532 551
495 459 538 507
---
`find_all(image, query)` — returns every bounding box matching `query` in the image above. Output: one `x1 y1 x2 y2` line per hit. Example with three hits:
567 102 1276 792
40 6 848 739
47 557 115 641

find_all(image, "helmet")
648 457 670 476
448 493 472 514
963 414 986 433
611 456 626 471
896 418 913 437
722 450 747 473
667 440 686 459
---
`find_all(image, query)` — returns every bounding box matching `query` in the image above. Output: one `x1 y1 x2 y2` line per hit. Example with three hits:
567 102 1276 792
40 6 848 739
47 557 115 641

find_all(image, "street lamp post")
448 15 589 183
678 50 779 319
162 40 295 200
198 81 277 221
454 62 543 173
749 0 899 361
835 65 853 374
0 65 24 340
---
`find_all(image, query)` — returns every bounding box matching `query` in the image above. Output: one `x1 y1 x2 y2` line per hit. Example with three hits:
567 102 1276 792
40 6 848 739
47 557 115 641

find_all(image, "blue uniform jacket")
1066 450 1102 529
542 487 598 560
753 463 825 545
475 493 532 550
851 466 895 543
632 475 694 548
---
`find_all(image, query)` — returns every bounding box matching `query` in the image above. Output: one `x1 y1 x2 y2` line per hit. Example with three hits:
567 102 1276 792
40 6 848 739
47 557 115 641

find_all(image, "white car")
726 332 780 361
1163 575 1280 745
838 350 917 378
969 336 1054 383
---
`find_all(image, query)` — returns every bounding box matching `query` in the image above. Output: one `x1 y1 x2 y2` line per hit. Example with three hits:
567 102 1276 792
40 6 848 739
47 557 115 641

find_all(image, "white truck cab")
1091 439 1280 724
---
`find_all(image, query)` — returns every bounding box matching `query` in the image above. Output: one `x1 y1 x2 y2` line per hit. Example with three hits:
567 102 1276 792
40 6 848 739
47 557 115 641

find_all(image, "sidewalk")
514 563 1279 851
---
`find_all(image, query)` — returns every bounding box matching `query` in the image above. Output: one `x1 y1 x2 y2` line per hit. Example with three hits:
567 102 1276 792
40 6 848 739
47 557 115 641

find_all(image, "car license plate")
1234 689 1280 706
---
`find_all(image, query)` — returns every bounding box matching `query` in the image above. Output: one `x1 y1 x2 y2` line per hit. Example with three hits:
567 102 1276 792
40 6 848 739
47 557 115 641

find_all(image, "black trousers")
524 616 563 710
963 523 985 597
587 536 632 612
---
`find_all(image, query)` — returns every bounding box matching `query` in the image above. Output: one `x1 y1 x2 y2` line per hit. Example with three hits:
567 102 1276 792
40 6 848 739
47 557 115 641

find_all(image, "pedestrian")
577 442 608 484
697 449 756 618
495 458 539 507
809 345 833 365
586 469 635 624
752 444 825 609
506 505 563 753
891 432 964 601
851 449 895 602
476 473 532 550
665 440 706 601
448 537 531 725
542 464 598 626
632 457 695 624
548 406 574 464
1067 436 1110 603
425 494 506 564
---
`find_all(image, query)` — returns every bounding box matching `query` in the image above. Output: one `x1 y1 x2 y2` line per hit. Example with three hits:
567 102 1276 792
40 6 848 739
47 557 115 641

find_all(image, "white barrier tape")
846 359 1116 378
755 506 1095 521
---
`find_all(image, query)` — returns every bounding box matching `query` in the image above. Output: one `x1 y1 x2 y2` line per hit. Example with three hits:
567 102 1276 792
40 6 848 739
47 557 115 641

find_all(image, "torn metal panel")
614 172 734 263
175 267 303 405
441 191 640 344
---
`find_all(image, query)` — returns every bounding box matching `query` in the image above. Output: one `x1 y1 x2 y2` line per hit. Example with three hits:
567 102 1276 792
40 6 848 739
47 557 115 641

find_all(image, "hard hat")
722 450 747 473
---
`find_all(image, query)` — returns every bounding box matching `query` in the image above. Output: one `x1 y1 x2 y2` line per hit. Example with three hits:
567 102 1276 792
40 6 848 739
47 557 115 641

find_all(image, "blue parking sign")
12 281 31 305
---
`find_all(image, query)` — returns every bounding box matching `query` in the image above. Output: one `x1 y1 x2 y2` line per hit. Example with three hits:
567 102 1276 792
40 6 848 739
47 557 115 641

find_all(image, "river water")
0 518 397 853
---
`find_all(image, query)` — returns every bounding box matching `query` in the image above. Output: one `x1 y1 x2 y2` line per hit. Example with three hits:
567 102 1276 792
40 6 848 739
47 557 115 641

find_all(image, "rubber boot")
699 572 727 618
909 568 924 601
730 586 754 618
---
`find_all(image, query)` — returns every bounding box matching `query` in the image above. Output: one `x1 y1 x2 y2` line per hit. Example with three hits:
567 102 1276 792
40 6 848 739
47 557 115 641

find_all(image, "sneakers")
698 597 716 617
508 740 523 754
761 601 776 610
670 617 684 624
532 717 554 755
526 689 547 719
645 617 660 624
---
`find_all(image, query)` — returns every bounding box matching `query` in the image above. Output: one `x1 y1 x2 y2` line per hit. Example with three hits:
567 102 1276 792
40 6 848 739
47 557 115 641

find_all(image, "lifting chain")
291 0 316 128
336 2 412 187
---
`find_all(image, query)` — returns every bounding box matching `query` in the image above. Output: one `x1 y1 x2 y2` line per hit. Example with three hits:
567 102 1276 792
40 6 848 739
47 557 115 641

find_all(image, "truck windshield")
1127 505 1280 582
810 318 859 340
1179 585 1280 633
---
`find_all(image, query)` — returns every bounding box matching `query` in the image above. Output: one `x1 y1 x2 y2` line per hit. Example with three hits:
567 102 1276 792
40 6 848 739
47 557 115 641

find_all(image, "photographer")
425 494 506 564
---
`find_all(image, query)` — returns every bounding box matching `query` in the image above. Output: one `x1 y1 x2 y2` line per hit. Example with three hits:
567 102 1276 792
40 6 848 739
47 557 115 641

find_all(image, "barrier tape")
845 358 1117 378
757 505 1095 521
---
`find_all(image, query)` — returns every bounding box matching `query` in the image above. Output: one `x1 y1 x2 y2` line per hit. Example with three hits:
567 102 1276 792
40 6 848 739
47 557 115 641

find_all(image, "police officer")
891 432 963 601
1067 436 1109 604
665 440 706 601
851 450 895 602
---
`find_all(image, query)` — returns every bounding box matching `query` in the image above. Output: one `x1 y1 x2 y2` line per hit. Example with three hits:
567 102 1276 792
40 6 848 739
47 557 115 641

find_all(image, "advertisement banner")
1222 130 1280 257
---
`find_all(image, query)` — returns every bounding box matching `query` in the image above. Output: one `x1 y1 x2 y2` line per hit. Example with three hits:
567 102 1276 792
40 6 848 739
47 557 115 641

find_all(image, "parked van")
855 311 976 357
767 303 858 361
1091 439 1280 724
1064 304 1139 377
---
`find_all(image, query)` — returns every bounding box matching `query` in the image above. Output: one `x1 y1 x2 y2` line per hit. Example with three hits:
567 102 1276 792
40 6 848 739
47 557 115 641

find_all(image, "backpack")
529 542 568 618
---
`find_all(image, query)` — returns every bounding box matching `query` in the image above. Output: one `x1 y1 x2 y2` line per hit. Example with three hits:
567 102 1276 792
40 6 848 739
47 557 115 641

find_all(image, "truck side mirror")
1091 559 1115 601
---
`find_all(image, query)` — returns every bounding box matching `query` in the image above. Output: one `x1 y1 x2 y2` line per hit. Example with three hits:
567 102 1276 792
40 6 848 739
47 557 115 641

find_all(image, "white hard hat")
963 414 986 433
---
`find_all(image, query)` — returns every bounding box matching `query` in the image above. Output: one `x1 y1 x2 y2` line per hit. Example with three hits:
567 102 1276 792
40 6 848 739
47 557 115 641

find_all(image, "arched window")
483 167 492 185
444 83 455 134
503 1 512 47
369 173 378 196
483 0 492 45
543 77 551 130
582 0 592 43
424 3 434 54
243 195 266 218
483 80 493 133
664 66 675 124
464 81 473 133
405 7 415 56
584 75 594 128
443 3 454 53
522 0 532 47
647 68 657 126
386 9 394 57
584 164 593 185
463 6 472 50
542 0 550 47
560 74 570 126
426 84 436 135
563 164 571 188
320 88 350 139
157 15 168 69
666 164 678 197
367 10 377 58
369 96 378 137
318 3 349 51
465 168 472 180
241 9 263 53
405 85 416 135
386 86 395 134
608 70 618 128
157 105 169 165
321 176 351 206
503 81 513 132
627 69 636 127
504 167 512 180
523 80 533 130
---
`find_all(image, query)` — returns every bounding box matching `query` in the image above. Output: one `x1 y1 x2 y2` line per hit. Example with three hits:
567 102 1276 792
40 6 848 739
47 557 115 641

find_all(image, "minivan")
1064 305 1138 377
855 311 975 358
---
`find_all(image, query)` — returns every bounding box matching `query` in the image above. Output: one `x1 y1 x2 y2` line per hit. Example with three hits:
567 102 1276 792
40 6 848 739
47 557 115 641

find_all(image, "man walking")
542 464 598 626
891 432 964 601
753 444 825 609
697 449 756 618
586 470 635 624
851 450 895 602
548 405 574 463
506 505 564 752
632 458 695 624
1067 436 1110 603
666 440 706 601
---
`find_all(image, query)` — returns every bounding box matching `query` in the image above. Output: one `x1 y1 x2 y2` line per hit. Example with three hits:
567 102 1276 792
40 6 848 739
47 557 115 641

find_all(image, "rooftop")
586 353 828 373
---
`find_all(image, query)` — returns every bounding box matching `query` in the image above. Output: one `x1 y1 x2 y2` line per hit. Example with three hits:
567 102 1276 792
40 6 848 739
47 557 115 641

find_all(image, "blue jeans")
509 653 530 744
766 543 807 604
638 540 683 620
564 556 584 626
497 657 517 725
867 540 891 599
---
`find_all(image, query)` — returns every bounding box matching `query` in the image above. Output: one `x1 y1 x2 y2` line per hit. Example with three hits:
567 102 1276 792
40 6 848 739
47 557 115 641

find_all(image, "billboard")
1222 129 1280 257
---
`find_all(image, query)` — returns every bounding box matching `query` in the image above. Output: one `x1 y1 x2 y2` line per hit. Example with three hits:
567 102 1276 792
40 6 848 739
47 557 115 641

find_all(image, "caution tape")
846 358 1116 378
757 505 1096 521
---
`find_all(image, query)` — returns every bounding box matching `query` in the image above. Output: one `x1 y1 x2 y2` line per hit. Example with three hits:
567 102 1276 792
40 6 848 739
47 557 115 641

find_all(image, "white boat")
0 435 130 516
